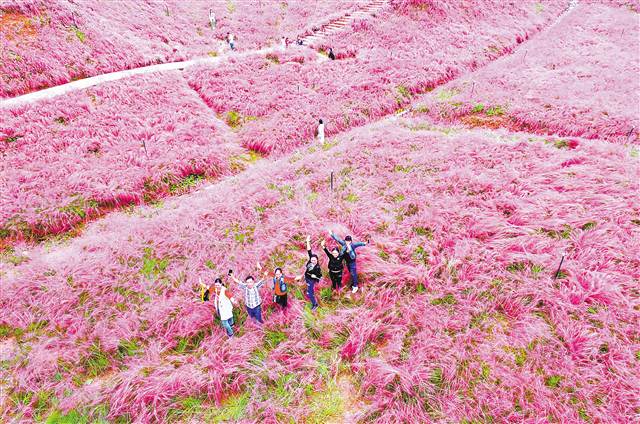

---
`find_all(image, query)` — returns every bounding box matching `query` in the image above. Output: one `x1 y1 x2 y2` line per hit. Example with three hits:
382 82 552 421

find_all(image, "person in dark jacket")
295 235 322 310
321 239 344 291
330 230 368 293
328 47 335 60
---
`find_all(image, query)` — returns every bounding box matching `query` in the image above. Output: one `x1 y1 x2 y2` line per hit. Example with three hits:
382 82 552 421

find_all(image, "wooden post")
553 254 565 280
330 171 334 191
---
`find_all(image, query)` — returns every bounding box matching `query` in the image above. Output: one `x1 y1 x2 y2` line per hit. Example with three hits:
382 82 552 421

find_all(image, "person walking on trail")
227 32 236 50
230 265 268 323
321 239 344 292
330 231 368 293
199 277 235 337
295 235 322 310
209 9 216 30
316 119 325 144
280 36 287 50
328 47 336 60
271 267 294 311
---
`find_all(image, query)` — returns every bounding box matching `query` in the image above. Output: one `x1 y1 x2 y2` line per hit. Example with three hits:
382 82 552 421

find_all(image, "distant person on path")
295 235 322 310
227 32 236 50
270 267 294 311
330 231 368 293
296 36 304 46
328 47 335 60
230 266 268 323
209 9 216 29
316 119 325 144
322 239 344 292
281 36 287 50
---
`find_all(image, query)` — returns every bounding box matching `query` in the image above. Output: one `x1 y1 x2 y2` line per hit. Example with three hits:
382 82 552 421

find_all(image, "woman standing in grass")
295 235 322 310
270 267 295 312
321 239 344 292
199 276 235 337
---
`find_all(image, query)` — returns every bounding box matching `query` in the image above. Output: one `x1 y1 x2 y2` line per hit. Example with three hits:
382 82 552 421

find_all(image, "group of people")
199 231 369 337
208 8 339 56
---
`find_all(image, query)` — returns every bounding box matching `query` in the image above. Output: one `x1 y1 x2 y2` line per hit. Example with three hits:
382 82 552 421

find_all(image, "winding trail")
0 0 390 109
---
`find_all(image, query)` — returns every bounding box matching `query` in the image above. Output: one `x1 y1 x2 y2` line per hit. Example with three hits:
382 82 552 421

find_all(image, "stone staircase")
300 0 388 46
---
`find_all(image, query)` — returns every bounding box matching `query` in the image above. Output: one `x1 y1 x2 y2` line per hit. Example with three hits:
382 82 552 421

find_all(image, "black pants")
274 294 288 308
329 271 343 290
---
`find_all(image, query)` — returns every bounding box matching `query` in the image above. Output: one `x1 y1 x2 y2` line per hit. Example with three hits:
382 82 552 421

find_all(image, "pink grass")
1 116 637 422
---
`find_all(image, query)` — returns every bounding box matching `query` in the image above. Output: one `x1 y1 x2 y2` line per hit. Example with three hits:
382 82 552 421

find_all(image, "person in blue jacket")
329 230 368 293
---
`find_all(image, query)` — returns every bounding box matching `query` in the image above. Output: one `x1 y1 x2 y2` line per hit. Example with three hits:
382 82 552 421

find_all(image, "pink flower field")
1 71 244 245
411 2 640 144
1 1 639 423
0 0 365 98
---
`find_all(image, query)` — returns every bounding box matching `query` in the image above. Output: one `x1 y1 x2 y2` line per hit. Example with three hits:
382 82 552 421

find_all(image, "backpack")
273 277 287 294
201 287 210 302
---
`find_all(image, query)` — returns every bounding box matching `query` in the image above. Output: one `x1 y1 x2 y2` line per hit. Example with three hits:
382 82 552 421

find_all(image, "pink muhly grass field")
320 0 565 60
0 0 365 98
1 116 637 422
186 0 568 155
411 2 640 144
0 71 243 245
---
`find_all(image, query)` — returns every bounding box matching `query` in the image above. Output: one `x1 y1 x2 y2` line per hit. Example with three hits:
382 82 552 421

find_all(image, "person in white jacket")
200 277 235 337
214 279 235 336
316 119 325 144
209 9 216 30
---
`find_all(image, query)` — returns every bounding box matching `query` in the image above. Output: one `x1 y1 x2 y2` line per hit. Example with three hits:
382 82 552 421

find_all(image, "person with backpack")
270 267 295 311
330 231 368 293
230 265 268 323
328 47 336 60
295 235 322 310
321 239 344 292
199 276 235 337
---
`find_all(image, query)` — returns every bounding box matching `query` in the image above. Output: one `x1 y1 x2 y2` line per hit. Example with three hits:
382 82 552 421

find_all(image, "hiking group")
199 231 369 337
208 8 340 58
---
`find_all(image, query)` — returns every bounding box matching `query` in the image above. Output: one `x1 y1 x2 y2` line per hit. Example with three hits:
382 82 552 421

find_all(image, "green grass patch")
173 329 208 355
205 392 249 422
264 329 287 350
430 367 444 389
81 342 111 378
168 174 203 194
344 193 359 202
117 339 143 359
545 375 562 388
140 247 169 281
413 226 433 238
306 381 345 424
46 409 90 424
506 261 528 273
70 25 86 42
167 396 205 423
581 221 597 231
514 348 527 367
413 245 429 265
471 103 485 113
431 294 456 306
485 105 505 116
